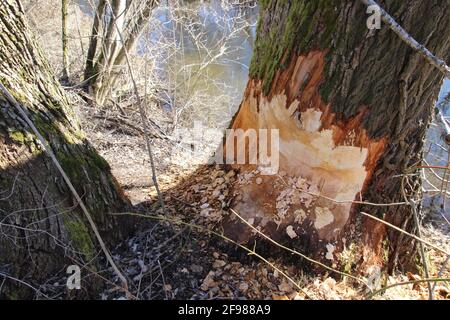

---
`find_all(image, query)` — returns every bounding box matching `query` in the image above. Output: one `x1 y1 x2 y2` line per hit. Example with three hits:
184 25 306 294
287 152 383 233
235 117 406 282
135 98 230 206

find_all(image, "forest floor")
75 94 450 301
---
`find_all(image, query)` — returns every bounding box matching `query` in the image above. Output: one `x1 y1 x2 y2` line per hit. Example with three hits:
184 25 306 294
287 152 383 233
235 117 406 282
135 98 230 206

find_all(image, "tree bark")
223 0 449 274
0 0 133 299
83 0 157 106
61 0 69 83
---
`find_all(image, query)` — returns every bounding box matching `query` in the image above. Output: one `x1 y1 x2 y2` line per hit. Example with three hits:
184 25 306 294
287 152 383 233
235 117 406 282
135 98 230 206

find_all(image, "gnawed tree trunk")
0 0 133 299
223 0 449 275
84 0 106 87
84 0 156 106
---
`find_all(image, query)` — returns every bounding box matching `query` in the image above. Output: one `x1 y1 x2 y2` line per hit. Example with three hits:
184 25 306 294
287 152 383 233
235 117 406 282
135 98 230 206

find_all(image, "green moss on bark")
249 0 341 94
65 218 95 260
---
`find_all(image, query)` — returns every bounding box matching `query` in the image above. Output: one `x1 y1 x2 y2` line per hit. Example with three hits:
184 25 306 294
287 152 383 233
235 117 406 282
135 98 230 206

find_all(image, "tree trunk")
61 0 69 83
83 0 156 106
0 0 133 299
84 0 106 87
223 0 449 274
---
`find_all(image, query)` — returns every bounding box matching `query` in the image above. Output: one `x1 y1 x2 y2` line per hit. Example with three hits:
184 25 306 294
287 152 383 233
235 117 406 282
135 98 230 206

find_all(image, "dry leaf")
239 282 249 292
213 260 227 268
286 225 297 239
278 279 292 293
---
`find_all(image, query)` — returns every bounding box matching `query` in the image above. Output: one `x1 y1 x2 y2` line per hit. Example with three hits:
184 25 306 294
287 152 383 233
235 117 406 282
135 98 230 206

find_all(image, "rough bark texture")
0 0 133 299
224 0 449 274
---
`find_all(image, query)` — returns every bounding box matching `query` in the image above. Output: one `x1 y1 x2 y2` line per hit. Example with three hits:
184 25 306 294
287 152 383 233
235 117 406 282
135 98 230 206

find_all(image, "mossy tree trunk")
223 0 449 275
0 0 133 299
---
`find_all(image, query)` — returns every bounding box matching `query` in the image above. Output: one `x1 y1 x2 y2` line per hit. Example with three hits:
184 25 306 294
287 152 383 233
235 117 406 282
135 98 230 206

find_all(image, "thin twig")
366 277 450 299
0 271 50 300
409 200 433 300
157 259 169 300
432 255 450 293
276 175 408 207
0 173 19 201
109 212 314 299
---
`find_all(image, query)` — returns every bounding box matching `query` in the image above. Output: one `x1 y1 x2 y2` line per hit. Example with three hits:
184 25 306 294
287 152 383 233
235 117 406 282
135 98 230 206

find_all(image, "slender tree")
61 0 69 82
0 0 133 298
223 0 449 274
84 0 157 105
